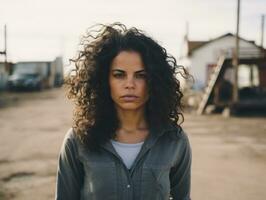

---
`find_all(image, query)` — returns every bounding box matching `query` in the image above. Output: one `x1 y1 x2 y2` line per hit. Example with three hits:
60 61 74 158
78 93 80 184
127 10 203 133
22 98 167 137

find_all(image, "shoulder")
61 128 81 152
62 128 75 144
64 128 76 140
164 124 190 142
164 126 192 164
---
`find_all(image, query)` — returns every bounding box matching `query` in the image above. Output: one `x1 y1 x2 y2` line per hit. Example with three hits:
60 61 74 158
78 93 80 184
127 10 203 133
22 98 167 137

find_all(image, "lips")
120 95 138 102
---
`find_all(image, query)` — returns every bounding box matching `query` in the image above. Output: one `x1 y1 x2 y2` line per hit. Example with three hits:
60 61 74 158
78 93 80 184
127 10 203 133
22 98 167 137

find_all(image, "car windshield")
22 74 39 78
13 74 39 79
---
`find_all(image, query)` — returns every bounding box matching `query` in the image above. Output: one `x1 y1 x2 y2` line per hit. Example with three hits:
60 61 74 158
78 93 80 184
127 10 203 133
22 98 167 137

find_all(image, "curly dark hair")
65 22 189 151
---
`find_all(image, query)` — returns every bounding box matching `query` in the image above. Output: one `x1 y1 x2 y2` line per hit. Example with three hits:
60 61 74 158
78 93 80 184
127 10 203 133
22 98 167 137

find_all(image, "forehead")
110 51 145 71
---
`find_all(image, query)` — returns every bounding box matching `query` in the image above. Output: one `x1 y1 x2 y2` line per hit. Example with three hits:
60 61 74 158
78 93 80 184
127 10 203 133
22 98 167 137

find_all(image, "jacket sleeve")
55 129 84 200
169 132 192 200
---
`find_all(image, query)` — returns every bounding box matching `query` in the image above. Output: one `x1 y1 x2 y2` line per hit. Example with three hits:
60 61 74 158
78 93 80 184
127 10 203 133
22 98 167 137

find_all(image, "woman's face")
109 50 149 112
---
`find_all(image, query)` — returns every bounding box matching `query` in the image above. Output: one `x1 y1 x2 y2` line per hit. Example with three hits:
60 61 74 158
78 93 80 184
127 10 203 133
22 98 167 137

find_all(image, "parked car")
7 73 43 91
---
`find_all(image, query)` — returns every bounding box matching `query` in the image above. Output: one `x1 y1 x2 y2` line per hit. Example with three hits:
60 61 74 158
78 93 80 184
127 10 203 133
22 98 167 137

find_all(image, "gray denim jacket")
55 125 192 200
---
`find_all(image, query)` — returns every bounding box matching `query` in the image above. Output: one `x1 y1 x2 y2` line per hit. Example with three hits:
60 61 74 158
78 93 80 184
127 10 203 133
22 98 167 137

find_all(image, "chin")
120 106 141 111
117 103 145 111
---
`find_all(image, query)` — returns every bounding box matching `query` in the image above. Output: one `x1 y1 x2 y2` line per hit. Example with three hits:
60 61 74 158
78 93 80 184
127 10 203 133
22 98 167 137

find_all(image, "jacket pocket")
141 164 171 200
82 161 117 200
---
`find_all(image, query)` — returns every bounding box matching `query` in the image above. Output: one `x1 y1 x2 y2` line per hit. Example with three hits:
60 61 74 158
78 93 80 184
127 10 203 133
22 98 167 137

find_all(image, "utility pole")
0 25 7 66
232 0 240 104
185 21 189 40
261 15 265 48
4 24 7 67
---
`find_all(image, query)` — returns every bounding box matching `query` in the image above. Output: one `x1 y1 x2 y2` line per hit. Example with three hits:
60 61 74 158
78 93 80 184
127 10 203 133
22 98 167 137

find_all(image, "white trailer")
12 57 63 89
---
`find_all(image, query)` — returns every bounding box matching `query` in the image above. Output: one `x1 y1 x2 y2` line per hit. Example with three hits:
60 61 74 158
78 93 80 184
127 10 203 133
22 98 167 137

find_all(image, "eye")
113 73 125 78
135 73 147 79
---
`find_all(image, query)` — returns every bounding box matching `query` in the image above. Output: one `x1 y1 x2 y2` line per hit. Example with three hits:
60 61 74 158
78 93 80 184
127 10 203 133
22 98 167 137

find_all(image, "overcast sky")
0 0 266 64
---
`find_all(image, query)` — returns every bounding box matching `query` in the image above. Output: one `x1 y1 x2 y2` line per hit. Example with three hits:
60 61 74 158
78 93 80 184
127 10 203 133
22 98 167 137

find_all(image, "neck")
114 107 150 143
116 108 148 132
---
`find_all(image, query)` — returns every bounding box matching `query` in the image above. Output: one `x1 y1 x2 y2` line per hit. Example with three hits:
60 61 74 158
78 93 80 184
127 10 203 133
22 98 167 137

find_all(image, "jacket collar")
100 122 178 155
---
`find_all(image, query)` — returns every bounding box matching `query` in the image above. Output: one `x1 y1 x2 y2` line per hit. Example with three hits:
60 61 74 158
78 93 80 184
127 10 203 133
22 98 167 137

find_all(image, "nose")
125 76 135 89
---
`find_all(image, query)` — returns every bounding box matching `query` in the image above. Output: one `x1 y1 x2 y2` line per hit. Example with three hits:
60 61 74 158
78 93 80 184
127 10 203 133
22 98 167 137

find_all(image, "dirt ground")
0 88 265 200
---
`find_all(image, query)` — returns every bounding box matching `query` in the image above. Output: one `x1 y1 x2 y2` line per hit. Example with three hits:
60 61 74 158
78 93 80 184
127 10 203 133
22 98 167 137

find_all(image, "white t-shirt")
110 139 144 169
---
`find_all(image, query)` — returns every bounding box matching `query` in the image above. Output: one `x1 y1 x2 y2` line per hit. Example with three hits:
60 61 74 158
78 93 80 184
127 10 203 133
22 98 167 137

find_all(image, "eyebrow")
111 69 146 73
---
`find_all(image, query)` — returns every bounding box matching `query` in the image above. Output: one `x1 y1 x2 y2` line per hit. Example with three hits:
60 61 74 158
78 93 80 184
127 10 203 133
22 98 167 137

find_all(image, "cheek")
140 82 149 100
109 80 120 98
109 80 114 97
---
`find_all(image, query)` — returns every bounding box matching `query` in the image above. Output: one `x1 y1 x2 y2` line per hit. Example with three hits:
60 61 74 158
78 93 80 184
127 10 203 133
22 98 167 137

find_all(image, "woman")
56 23 192 200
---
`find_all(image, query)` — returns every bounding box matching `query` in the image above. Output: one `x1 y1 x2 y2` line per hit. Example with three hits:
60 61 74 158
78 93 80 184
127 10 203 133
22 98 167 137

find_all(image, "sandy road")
183 114 266 200
0 88 73 200
0 88 266 200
